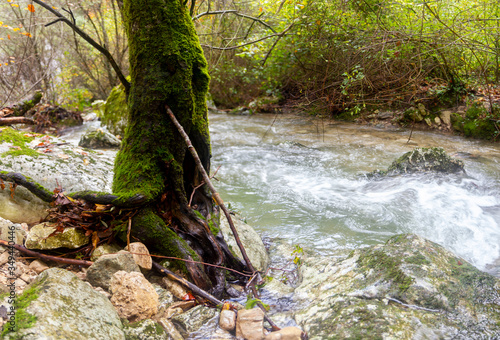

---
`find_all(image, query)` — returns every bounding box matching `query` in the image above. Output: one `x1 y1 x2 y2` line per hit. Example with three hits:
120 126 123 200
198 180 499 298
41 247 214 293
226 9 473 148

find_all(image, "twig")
0 239 93 267
386 297 441 313
407 121 415 144
127 217 132 250
153 261 224 306
0 117 35 126
193 10 276 33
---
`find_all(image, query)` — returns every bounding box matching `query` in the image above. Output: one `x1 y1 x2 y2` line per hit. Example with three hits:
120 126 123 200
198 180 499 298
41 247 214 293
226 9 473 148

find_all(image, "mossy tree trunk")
113 0 245 296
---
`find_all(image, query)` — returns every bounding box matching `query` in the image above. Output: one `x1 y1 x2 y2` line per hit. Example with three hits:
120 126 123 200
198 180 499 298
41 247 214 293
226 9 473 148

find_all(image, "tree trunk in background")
113 0 245 296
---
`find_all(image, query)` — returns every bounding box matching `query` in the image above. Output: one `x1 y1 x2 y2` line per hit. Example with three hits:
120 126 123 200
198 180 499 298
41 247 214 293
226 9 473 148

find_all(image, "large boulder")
3 268 125 339
220 216 270 272
293 234 500 339
0 127 115 223
369 147 465 177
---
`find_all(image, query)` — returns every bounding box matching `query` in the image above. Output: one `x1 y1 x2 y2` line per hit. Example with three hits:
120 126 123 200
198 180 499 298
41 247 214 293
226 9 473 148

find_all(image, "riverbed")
208 113 500 276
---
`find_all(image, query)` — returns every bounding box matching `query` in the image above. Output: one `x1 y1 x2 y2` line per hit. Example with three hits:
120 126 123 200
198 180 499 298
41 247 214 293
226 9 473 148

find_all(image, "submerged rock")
293 234 500 339
369 147 465 177
3 268 125 339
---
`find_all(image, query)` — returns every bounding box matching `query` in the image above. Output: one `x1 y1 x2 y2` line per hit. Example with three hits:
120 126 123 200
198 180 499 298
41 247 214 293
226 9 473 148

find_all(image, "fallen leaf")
57 153 69 159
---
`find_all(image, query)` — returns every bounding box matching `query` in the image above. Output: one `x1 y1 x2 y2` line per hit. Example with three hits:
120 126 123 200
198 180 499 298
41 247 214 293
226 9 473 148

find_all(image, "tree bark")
114 0 246 296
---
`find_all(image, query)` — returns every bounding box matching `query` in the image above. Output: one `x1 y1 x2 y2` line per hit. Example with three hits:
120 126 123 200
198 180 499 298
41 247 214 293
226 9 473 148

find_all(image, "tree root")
0 171 54 202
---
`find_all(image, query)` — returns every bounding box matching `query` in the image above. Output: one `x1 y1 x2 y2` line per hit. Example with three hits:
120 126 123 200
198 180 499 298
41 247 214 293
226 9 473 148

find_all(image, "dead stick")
0 117 35 126
0 240 93 267
152 261 223 306
166 105 255 275
166 105 280 330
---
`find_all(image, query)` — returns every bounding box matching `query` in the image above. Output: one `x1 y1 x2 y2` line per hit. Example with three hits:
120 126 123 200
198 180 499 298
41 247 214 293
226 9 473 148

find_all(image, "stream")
208 113 500 276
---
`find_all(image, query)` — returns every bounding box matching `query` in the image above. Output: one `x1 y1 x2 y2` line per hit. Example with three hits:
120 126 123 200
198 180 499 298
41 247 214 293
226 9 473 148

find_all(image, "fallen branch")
193 10 276 33
0 117 35 126
166 105 255 275
0 239 93 267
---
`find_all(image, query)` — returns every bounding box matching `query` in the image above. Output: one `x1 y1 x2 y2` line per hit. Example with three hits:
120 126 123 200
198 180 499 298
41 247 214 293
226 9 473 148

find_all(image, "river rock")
3 267 125 339
235 308 265 340
220 216 270 272
127 242 152 270
219 309 236 331
0 217 26 245
78 126 121 149
0 128 115 223
110 271 159 323
264 326 304 340
368 147 466 178
25 222 89 250
90 243 122 261
439 110 452 126
171 305 218 338
122 319 168 340
28 259 49 274
293 234 500 339
86 251 141 291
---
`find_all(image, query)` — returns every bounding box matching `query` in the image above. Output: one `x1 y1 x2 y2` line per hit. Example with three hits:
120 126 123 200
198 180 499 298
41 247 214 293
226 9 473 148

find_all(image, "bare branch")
31 0 130 95
193 10 276 33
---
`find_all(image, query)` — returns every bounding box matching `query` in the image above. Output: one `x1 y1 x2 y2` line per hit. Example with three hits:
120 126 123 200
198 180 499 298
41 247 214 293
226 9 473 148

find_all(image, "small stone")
0 219 26 245
20 272 36 284
94 286 111 299
75 270 86 281
14 278 26 293
171 305 218 338
0 251 9 266
123 318 168 340
236 308 265 340
155 318 184 340
86 251 140 291
90 243 121 261
434 116 441 125
127 242 152 270
219 309 236 332
264 326 305 340
439 110 452 126
161 277 188 300
424 117 432 127
29 259 49 274
110 271 159 322
25 222 89 250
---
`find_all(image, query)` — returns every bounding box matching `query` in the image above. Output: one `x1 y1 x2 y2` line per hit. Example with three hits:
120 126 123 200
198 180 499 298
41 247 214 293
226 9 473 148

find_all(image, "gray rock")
0 217 26 245
3 268 125 340
79 126 121 149
219 310 236 332
439 110 452 126
86 251 141 291
220 216 270 272
123 319 168 340
369 147 465 178
90 243 122 261
25 222 89 250
293 234 500 339
152 284 175 309
171 305 218 338
0 128 115 223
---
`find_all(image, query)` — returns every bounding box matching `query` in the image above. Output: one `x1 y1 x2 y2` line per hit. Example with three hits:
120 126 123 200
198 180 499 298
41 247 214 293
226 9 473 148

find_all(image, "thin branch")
201 26 291 51
193 10 276 33
0 239 94 267
31 0 130 95
165 105 255 275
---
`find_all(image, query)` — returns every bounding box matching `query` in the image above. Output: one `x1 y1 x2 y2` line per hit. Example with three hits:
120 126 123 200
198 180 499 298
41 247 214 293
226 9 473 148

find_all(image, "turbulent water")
209 113 500 276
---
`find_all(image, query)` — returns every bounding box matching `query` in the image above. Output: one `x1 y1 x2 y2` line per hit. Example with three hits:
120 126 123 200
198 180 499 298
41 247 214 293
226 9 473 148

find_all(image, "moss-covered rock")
369 147 465 177
2 268 125 339
25 222 89 250
293 234 500 339
103 83 129 136
78 126 121 149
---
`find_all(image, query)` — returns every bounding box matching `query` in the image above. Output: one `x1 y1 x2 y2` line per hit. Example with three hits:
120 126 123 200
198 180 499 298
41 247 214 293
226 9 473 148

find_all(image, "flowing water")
209 114 500 276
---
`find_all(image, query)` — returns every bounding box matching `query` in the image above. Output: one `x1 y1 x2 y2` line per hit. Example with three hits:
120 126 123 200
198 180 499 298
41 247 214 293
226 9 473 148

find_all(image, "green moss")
0 128 39 158
463 120 496 140
358 249 414 292
405 253 430 266
1 282 41 338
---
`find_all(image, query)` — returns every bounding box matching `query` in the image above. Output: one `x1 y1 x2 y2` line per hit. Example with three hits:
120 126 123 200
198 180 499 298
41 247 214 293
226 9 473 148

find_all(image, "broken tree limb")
0 172 54 202
1 91 43 117
165 105 256 275
0 239 94 267
0 117 35 126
